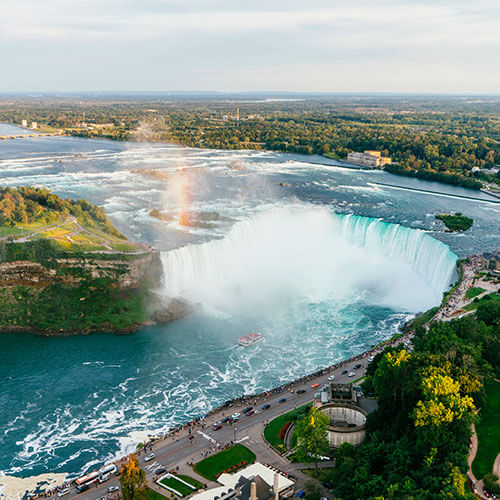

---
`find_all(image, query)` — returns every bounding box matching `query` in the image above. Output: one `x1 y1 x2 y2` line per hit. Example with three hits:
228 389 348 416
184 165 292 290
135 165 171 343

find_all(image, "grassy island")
0 186 140 253
0 187 162 335
436 212 473 232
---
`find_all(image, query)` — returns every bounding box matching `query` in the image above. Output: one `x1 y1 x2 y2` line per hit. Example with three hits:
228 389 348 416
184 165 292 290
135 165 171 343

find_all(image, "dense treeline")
1 95 499 190
325 300 500 499
0 186 122 237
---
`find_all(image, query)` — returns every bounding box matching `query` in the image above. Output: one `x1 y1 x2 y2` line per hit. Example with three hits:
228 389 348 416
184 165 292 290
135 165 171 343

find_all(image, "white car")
99 473 110 483
348 372 355 377
56 489 70 498
231 412 241 419
327 375 335 381
144 453 155 462
108 485 120 492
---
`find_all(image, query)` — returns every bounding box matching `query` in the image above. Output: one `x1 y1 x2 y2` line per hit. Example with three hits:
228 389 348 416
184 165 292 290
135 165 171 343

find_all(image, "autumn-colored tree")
414 365 477 427
120 454 146 500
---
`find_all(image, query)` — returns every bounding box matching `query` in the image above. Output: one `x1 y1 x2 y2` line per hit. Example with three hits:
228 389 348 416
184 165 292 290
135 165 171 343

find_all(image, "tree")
120 454 146 500
295 406 330 471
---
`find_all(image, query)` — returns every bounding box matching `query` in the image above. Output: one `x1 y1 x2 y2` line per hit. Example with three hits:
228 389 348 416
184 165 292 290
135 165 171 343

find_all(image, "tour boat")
237 332 264 347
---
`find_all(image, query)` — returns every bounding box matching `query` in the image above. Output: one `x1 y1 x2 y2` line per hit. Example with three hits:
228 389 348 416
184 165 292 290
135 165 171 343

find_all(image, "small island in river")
435 212 474 232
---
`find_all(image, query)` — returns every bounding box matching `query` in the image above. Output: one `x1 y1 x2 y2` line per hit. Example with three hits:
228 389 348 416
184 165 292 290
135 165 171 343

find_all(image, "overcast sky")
1 0 499 93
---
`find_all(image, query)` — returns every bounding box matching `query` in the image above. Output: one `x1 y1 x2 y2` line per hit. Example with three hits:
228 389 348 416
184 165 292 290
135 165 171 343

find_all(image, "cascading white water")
161 205 457 314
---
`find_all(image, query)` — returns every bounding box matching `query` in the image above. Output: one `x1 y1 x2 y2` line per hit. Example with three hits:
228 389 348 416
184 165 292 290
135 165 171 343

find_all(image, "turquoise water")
0 134 499 478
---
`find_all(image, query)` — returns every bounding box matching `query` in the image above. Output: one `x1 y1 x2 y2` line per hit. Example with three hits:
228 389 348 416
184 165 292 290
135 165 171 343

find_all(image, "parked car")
155 467 167 474
144 453 155 461
341 369 348 375
311 383 319 388
297 389 306 394
348 372 355 377
296 491 306 498
108 485 120 493
327 375 335 381
279 398 287 403
262 404 271 410
222 416 232 423
367 356 374 362
212 422 222 430
56 489 70 498
243 406 253 414
354 363 362 369
99 473 110 483
246 409 255 416
231 412 240 419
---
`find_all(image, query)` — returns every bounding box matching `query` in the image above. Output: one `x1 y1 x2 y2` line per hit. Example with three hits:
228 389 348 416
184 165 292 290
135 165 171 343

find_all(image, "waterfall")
160 205 457 314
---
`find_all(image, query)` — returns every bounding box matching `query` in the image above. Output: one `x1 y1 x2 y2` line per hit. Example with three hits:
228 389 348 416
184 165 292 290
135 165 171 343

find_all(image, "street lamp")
234 425 237 443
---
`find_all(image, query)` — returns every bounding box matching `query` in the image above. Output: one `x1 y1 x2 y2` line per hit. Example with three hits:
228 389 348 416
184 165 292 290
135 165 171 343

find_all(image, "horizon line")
1 91 500 98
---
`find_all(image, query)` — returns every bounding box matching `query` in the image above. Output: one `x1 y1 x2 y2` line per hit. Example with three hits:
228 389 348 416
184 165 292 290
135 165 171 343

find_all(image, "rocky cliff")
0 249 190 335
0 250 163 289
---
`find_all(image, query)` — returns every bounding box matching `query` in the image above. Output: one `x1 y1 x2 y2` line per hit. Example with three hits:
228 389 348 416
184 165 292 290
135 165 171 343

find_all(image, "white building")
347 150 392 169
188 463 294 500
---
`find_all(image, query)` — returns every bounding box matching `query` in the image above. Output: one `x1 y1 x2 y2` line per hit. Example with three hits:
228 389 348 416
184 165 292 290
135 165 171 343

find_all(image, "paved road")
54 355 375 500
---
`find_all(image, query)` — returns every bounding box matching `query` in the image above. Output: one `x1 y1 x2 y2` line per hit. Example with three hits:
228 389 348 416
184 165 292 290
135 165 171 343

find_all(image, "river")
0 129 499 478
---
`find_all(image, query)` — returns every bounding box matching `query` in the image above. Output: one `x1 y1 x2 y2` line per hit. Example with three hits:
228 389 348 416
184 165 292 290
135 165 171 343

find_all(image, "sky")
1 0 499 93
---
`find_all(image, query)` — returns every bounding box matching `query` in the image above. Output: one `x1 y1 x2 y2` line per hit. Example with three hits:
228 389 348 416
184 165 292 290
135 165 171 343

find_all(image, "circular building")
318 402 367 448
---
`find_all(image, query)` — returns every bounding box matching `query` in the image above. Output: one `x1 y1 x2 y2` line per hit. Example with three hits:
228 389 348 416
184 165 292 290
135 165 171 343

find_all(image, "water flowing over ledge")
160 205 457 314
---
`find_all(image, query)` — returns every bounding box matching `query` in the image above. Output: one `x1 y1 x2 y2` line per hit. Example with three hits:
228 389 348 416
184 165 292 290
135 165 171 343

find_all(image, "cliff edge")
0 187 189 335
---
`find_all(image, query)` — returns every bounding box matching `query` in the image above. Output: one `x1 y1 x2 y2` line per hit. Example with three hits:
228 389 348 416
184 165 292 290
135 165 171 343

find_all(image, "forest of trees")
0 186 122 237
322 299 500 499
1 95 499 190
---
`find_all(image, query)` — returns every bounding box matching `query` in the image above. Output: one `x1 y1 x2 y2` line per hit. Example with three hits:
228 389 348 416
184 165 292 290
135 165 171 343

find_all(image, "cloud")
0 0 498 92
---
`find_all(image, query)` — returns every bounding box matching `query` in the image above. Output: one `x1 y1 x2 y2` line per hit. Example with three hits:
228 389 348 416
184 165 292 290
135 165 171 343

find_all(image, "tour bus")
75 471 99 491
99 464 116 476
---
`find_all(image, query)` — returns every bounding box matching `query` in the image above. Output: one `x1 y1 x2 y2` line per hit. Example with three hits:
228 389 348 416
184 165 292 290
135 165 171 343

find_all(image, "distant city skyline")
1 0 499 93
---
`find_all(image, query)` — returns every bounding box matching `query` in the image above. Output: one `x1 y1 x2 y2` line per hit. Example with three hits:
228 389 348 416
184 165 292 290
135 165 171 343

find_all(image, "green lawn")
110 241 139 252
0 225 27 237
160 476 198 497
472 378 500 479
465 287 485 299
177 475 204 489
263 403 311 449
193 444 256 481
136 488 167 500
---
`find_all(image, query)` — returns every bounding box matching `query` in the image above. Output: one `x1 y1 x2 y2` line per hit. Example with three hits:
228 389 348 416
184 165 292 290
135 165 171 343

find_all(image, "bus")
99 464 116 476
75 471 99 491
